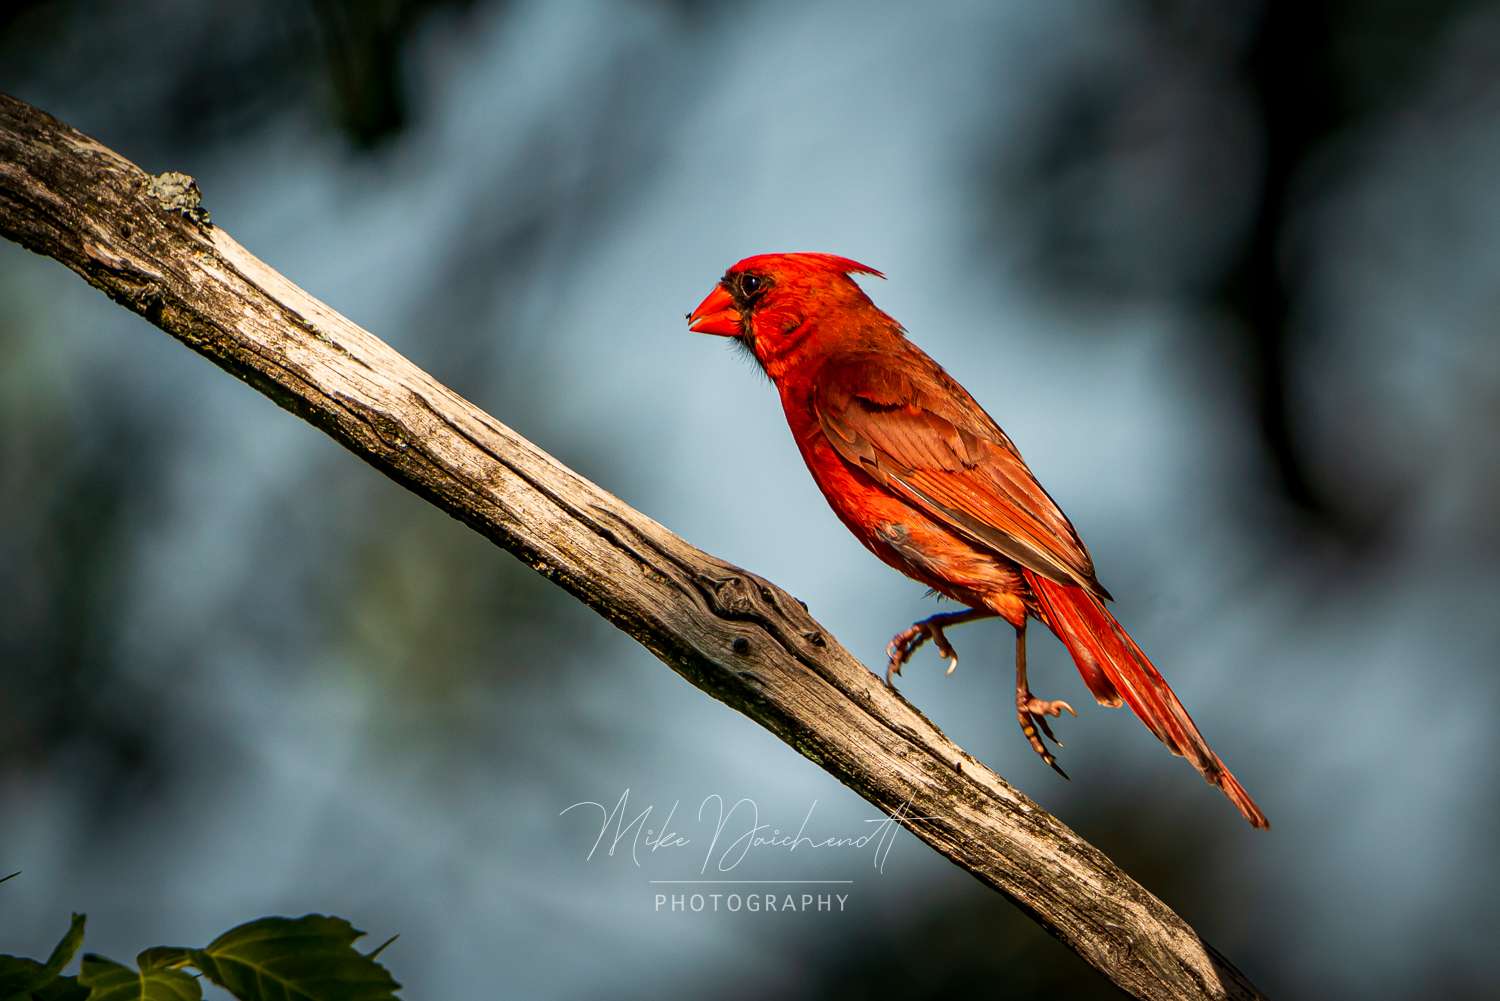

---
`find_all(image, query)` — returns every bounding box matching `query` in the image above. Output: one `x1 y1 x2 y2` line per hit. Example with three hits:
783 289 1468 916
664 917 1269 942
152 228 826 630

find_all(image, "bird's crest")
731 252 885 282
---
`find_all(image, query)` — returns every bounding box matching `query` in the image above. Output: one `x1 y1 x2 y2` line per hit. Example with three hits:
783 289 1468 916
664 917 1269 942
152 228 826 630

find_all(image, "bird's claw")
884 619 960 686
1021 696 1076 719
884 636 910 685
884 652 904 684
1017 691 1074 779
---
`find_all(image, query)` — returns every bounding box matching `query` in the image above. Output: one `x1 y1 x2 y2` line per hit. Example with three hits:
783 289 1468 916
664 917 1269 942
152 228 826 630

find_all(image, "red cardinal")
689 252 1268 829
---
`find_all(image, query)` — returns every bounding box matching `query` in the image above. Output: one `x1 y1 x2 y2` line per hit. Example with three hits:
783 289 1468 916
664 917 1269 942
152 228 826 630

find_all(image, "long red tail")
1023 569 1269 829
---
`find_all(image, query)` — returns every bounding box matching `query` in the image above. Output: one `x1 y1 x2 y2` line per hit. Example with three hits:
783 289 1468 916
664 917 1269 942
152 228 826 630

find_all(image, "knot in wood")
698 573 759 618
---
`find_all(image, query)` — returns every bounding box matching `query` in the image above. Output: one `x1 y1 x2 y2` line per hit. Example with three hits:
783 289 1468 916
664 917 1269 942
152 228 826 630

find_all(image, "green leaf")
40 917 86 984
131 952 190 975
0 956 49 999
186 916 400 1001
0 913 87 998
31 975 89 1001
78 956 200 1001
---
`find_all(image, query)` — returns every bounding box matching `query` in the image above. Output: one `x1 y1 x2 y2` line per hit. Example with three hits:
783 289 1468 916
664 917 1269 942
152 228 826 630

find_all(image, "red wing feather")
814 351 1109 598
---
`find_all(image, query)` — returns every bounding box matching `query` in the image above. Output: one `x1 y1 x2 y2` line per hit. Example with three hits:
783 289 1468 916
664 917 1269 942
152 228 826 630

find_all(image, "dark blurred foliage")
321 476 598 766
0 0 484 148
1224 0 1485 536
994 0 1486 542
0 369 178 808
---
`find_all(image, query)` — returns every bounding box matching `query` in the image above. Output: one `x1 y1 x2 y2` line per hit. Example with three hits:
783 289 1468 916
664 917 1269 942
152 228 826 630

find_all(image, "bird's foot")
1017 690 1076 779
885 619 960 685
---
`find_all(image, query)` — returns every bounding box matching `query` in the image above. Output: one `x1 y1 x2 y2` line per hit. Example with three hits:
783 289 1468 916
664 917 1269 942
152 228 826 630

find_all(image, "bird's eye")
740 274 762 295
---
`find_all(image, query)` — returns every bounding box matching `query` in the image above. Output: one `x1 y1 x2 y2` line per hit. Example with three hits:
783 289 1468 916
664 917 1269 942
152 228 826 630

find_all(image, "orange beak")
688 284 741 337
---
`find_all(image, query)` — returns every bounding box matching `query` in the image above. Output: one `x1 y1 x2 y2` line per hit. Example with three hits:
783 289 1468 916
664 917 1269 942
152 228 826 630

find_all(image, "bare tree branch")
0 93 1266 1001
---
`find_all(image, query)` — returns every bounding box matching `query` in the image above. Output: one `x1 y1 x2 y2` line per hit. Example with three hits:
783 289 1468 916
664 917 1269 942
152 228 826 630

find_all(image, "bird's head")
688 252 886 376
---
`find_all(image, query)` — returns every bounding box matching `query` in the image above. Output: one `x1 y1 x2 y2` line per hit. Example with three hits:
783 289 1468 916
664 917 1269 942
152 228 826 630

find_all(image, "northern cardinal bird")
689 252 1268 829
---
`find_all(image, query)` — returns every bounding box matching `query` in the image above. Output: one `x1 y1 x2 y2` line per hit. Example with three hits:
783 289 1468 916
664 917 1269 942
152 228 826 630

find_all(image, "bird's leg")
1014 621 1076 779
885 608 995 685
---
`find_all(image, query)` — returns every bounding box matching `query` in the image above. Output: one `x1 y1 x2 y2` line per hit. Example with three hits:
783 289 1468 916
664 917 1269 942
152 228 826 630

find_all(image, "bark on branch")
0 93 1266 1001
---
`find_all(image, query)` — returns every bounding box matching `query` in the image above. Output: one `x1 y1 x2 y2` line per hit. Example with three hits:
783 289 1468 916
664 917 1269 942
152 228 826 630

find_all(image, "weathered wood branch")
0 93 1266 1001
